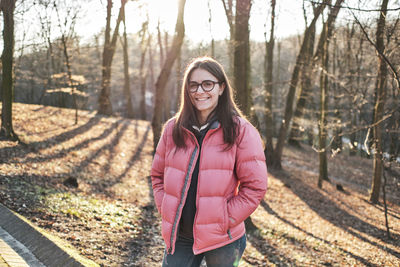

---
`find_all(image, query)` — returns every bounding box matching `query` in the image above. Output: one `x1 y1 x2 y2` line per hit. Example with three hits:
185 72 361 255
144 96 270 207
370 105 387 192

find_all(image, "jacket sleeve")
227 121 268 228
150 123 169 214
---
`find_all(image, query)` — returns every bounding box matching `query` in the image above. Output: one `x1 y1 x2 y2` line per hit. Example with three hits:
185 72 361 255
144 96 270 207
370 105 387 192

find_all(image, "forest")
0 0 399 266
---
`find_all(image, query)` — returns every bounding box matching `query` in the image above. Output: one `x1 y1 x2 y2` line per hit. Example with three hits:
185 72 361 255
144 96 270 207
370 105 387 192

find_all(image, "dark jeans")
162 234 246 267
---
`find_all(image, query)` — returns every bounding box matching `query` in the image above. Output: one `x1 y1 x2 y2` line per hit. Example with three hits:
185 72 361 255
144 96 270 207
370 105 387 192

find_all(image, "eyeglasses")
188 80 221 93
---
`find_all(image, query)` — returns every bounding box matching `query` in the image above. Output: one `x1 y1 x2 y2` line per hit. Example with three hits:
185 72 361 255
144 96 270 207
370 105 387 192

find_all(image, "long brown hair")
172 56 243 149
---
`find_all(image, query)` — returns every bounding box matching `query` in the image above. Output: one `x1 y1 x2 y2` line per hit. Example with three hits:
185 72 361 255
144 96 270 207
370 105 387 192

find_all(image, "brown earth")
0 103 399 266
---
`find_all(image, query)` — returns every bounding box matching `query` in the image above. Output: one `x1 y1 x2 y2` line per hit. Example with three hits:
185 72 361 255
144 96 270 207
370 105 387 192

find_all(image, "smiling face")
188 68 225 125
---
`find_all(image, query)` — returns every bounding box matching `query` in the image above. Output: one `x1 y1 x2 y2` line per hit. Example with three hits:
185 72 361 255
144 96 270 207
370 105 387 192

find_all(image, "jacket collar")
209 120 220 130
191 118 220 132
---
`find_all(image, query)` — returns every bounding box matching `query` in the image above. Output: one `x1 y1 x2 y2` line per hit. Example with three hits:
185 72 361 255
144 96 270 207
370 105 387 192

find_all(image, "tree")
139 21 150 120
288 2 316 147
221 0 234 74
98 0 126 115
147 34 155 121
151 0 186 151
264 0 276 166
330 35 343 151
36 0 56 103
54 0 81 124
121 0 134 118
0 0 18 141
289 0 344 148
272 0 328 169
233 0 252 117
207 0 215 58
369 0 389 203
318 21 330 188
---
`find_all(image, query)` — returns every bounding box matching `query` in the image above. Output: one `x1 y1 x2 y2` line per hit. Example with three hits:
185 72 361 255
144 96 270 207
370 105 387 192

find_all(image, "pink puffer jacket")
151 117 267 255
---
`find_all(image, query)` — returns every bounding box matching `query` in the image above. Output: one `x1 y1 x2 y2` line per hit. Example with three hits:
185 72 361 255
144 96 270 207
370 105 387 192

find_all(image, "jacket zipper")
168 134 199 254
192 127 218 253
227 229 233 239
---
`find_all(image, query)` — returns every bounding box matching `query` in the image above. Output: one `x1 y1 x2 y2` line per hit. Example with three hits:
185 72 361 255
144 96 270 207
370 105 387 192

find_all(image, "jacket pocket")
160 193 166 216
222 198 229 233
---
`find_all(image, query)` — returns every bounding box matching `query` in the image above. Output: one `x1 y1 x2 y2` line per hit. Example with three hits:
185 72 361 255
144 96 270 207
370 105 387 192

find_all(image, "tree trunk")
157 20 165 69
233 0 251 116
318 23 330 189
369 0 389 204
147 35 155 121
139 26 150 120
151 0 186 152
288 22 315 147
345 24 357 156
174 48 182 113
289 0 344 147
98 0 125 115
208 0 215 58
331 36 342 151
264 0 276 166
163 32 171 122
221 0 234 75
60 33 78 124
272 1 328 169
122 3 134 118
0 0 18 141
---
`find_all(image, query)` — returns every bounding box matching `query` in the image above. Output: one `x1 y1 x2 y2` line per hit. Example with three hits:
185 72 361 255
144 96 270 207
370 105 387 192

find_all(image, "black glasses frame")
188 80 222 93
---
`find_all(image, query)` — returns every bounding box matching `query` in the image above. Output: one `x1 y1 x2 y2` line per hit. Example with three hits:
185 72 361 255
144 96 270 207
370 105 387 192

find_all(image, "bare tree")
369 0 389 203
0 0 18 141
54 0 81 124
147 34 156 121
318 21 330 188
264 0 276 166
121 0 134 118
221 0 234 73
157 20 165 69
272 0 328 169
207 0 215 57
98 0 126 115
151 0 186 151
36 0 56 103
233 0 252 116
139 21 150 120
289 0 344 148
288 2 317 147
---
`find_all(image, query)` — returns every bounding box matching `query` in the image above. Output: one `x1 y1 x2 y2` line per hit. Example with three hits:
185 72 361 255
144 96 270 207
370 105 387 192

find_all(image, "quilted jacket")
151 117 268 255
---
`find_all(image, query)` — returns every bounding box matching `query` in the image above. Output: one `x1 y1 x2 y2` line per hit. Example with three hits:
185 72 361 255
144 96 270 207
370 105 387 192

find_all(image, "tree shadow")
260 200 378 266
361 198 400 220
245 231 295 266
96 121 131 178
124 176 161 266
270 169 400 259
103 124 151 189
0 115 102 164
11 118 121 166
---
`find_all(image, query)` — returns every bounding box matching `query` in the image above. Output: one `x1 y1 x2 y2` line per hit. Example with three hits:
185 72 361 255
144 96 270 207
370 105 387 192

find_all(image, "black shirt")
178 122 212 239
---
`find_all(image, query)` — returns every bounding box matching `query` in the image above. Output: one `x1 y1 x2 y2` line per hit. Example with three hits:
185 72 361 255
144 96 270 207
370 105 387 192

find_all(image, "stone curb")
0 203 84 267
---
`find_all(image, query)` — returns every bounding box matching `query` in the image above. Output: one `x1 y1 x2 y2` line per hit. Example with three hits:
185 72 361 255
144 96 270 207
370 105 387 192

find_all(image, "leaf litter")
0 103 399 266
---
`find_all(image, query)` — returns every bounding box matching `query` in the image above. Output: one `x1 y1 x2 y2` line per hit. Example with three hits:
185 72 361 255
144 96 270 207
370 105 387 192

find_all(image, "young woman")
151 56 268 267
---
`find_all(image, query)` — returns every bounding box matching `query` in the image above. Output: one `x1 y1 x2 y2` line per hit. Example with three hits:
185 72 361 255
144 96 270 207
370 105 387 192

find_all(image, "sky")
75 0 308 44
15 0 400 48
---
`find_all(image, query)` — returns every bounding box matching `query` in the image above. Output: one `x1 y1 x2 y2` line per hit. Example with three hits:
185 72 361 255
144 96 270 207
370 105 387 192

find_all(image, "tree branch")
305 0 400 12
351 9 400 91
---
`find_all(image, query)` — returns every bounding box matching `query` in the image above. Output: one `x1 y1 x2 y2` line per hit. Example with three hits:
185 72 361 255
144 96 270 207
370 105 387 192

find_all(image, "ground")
0 103 399 266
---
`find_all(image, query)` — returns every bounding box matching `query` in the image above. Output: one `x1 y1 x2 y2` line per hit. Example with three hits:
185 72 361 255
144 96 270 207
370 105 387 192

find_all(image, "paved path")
0 203 86 267
0 226 44 267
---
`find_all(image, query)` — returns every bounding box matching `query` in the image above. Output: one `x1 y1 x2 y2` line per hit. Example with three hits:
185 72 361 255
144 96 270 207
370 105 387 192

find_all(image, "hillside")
0 103 399 266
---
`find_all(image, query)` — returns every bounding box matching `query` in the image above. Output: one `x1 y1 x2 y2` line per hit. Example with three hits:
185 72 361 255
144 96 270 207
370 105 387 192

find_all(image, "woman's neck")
197 109 216 126
198 115 207 126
